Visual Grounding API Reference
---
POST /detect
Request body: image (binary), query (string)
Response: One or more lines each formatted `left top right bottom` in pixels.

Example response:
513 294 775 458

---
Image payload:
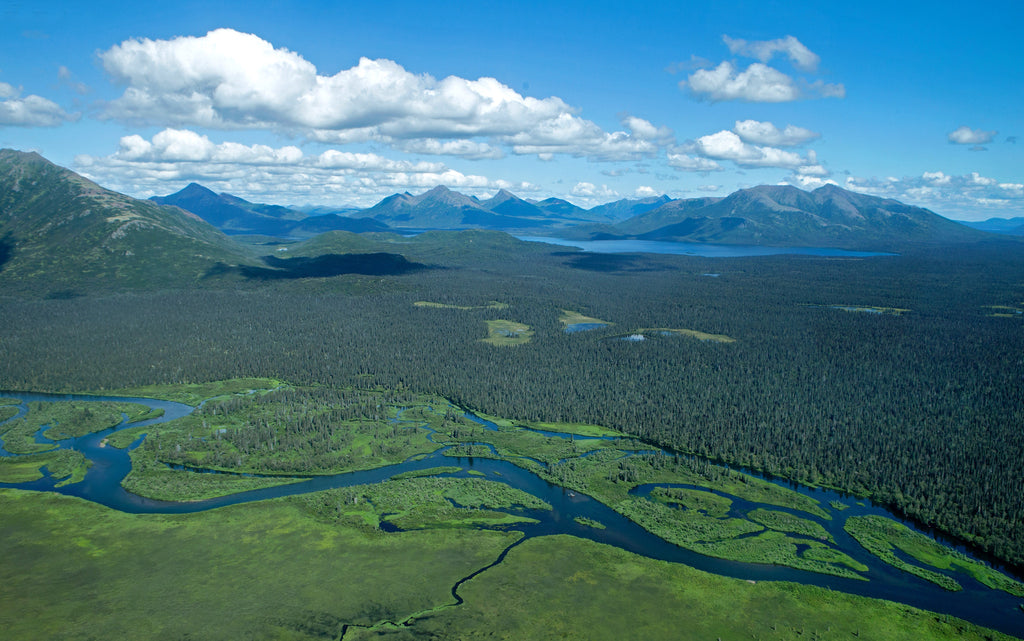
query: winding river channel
1 390 1022 638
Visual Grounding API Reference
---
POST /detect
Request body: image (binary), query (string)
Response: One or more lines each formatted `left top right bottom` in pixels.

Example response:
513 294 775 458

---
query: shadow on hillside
207 252 432 281
560 252 671 273
0 234 12 272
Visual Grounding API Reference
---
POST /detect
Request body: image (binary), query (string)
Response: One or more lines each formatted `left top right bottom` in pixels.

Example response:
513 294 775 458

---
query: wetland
3 239 1024 640
2 382 1023 639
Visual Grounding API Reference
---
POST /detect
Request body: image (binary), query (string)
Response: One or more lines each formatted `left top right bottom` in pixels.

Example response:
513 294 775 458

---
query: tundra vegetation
10 382 1023 597
0 484 1015 641
3 235 1024 639
0 400 155 453
845 515 1024 596
559 308 612 329
481 319 534 345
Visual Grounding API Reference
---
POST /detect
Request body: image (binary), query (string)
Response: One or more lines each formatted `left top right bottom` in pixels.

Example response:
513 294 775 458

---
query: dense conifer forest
1 236 1022 568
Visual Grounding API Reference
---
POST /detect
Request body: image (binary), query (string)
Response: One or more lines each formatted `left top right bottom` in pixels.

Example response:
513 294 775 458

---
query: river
0 390 1021 638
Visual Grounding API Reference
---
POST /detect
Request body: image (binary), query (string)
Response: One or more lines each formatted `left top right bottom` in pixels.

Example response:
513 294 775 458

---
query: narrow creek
1 390 1022 638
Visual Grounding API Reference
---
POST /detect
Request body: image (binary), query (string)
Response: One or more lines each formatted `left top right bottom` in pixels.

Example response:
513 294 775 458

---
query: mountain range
154 179 991 251
357 185 643 229
151 183 389 237
962 217 1024 236
0 148 1010 293
567 184 987 249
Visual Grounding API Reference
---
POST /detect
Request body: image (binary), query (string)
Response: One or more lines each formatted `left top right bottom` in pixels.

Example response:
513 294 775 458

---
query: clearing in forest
807 304 909 316
414 301 509 310
559 309 612 332
482 320 533 346
612 328 735 343
985 304 1023 318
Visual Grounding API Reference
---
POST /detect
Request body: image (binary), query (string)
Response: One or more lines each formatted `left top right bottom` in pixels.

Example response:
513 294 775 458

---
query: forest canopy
1 238 1022 568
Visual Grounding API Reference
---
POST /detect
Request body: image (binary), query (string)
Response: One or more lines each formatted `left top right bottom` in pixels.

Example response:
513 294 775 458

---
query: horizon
139 173 1013 224
5 145 1018 225
1 1 1021 221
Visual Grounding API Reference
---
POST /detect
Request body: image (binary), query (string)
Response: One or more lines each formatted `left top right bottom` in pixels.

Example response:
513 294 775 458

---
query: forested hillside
1 235 1022 569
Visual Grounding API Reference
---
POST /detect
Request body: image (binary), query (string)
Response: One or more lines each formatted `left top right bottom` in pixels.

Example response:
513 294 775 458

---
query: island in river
1 379 1022 641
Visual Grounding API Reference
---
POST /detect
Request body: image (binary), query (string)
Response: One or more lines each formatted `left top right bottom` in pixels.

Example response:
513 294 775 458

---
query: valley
1 150 1023 639
2 382 1023 639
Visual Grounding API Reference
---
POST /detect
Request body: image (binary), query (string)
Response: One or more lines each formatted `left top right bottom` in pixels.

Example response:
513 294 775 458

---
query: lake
516 236 897 258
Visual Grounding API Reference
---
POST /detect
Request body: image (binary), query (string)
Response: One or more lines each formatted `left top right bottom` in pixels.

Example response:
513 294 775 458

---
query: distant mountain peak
606 183 987 250
416 185 478 207
812 183 845 194
481 188 522 208
173 182 219 198
151 181 381 236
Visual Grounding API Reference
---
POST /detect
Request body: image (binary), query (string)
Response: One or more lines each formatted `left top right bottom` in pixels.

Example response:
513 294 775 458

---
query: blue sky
1 0 1021 220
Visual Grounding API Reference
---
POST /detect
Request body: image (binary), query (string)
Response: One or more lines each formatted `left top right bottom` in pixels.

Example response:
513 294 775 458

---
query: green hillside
0 149 250 294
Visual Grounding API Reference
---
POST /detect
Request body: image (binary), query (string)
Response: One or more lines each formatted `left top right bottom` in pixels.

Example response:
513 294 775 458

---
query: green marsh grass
846 515 1024 596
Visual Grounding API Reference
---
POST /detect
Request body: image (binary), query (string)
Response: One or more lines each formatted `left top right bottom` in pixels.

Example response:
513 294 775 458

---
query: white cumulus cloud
395 138 503 160
622 115 675 144
314 149 443 173
504 112 660 161
692 130 808 168
114 128 303 164
923 171 951 185
0 82 78 127
795 163 829 177
667 152 723 172
948 126 997 145
685 61 799 103
74 129 535 206
722 35 820 72
682 35 844 103
839 170 1024 220
734 120 819 146
571 182 619 199
97 28 671 162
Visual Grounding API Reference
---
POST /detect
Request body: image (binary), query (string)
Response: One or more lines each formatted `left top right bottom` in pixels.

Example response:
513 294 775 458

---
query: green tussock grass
559 309 612 327
0 488 518 641
481 320 534 346
349 535 1014 641
749 508 835 542
390 466 463 480
846 515 1024 596
647 327 736 343
574 516 606 529
414 300 508 310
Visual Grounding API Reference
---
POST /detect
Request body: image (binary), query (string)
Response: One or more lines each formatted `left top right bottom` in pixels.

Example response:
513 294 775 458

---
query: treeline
1 241 1022 567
